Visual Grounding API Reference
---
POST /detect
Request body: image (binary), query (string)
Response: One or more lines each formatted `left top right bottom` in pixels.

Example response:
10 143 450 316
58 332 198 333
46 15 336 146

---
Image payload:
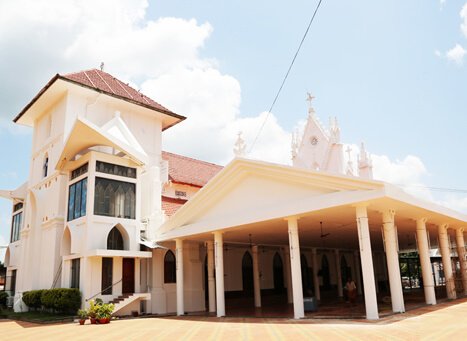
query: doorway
122 258 135 294
273 252 284 293
242 252 254 296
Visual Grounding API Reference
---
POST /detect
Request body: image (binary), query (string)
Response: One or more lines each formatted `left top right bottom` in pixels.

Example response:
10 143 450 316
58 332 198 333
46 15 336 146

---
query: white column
353 251 362 295
455 228 467 295
416 218 436 305
356 205 379 320
283 247 293 304
311 248 321 300
439 224 456 299
252 245 262 307
206 240 216 313
335 249 343 297
214 231 225 317
286 216 305 319
382 210 405 313
176 239 184 316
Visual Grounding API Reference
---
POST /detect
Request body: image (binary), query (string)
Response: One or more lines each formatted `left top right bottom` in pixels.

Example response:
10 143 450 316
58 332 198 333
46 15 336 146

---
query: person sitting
345 278 357 304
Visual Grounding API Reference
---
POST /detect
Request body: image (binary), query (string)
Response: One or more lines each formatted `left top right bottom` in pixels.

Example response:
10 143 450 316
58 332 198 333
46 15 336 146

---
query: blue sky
1 0 467 254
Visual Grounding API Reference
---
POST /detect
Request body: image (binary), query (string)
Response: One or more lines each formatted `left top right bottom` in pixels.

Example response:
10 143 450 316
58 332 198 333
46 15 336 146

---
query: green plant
88 299 99 318
77 308 88 320
96 303 114 319
22 290 44 310
0 291 8 307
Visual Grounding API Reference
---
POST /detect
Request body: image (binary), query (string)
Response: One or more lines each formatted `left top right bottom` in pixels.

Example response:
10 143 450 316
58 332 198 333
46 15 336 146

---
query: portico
157 158 467 319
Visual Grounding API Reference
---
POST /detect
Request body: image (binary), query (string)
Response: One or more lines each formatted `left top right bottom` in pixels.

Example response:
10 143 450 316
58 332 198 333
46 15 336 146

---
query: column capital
439 223 449 231
416 217 427 224
284 215 300 222
382 209 396 222
458 227 465 233
355 205 368 219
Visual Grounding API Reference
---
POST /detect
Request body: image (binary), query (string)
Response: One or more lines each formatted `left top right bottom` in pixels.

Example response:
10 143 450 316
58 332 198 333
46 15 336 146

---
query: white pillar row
286 216 305 319
416 218 436 305
382 210 405 313
252 245 262 308
311 248 321 300
214 231 226 317
175 239 184 316
353 251 363 295
438 224 456 299
283 247 293 304
455 228 467 296
356 205 379 320
334 249 343 297
206 240 216 313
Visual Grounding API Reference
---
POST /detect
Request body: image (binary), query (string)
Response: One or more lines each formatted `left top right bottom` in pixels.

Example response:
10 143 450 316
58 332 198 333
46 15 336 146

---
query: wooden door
122 258 135 294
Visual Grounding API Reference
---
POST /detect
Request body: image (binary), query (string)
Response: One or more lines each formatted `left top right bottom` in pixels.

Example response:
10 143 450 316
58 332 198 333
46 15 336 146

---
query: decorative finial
100 62 104 71
345 145 354 176
291 130 299 160
358 141 373 179
234 131 247 157
306 92 315 115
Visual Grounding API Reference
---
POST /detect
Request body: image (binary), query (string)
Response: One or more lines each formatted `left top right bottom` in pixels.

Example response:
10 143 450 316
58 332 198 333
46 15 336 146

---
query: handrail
85 278 122 302
51 262 63 289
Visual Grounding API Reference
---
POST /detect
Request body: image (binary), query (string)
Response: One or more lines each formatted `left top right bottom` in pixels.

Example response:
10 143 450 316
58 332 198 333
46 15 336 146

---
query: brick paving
1 298 467 340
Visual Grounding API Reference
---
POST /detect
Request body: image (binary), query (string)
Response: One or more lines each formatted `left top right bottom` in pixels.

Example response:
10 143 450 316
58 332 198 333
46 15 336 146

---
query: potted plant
96 303 114 324
88 300 99 324
77 309 88 325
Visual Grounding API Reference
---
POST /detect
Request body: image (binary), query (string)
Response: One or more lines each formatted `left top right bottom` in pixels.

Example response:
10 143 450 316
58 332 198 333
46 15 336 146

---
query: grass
0 308 75 323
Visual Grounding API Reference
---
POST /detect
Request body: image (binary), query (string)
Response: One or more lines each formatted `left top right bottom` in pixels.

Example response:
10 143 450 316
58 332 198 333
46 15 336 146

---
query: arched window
107 226 124 250
164 250 176 283
242 252 253 295
43 154 49 178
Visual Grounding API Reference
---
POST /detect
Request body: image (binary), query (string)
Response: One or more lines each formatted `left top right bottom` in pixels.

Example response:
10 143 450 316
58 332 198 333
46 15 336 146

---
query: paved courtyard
1 298 467 340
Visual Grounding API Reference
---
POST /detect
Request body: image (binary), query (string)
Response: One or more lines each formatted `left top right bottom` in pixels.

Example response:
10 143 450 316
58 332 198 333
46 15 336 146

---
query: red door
122 258 135 294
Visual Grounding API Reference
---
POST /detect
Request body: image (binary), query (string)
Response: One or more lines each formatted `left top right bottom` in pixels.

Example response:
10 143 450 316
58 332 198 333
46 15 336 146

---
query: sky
1 0 467 259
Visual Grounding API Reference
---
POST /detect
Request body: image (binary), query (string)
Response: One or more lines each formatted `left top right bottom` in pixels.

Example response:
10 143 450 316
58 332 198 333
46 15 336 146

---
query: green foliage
22 288 81 313
22 290 45 310
0 291 8 306
77 308 88 319
88 299 99 318
96 303 114 319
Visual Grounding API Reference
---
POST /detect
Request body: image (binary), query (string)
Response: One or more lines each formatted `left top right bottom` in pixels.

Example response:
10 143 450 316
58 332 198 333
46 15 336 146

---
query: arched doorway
321 255 331 289
107 226 124 250
301 254 313 296
341 255 350 284
242 252 254 296
273 252 284 293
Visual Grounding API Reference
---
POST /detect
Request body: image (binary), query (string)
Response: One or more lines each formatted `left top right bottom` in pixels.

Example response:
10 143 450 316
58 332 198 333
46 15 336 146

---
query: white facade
2 71 467 320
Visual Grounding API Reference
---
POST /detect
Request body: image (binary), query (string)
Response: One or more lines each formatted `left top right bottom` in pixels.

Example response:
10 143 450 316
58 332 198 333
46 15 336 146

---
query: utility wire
249 0 324 153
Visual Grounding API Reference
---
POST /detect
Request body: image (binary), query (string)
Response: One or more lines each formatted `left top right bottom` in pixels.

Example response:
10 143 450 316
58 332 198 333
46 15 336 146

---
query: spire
329 116 340 143
358 141 373 179
306 92 315 116
291 130 299 160
233 131 246 157
345 145 354 176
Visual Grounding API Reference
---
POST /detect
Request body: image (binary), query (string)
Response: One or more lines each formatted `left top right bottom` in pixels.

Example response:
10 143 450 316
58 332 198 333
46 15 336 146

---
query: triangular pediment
56 117 148 170
158 158 384 239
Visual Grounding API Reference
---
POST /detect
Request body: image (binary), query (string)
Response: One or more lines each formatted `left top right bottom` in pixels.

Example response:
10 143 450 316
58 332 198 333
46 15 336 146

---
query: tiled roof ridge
162 151 222 168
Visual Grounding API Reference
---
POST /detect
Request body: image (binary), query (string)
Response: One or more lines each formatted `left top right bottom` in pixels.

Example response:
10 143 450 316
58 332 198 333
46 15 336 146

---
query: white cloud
461 3 467 37
446 43 467 64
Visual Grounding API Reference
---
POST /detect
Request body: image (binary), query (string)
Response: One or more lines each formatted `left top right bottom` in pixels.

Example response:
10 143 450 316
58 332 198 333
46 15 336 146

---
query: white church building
2 69 467 320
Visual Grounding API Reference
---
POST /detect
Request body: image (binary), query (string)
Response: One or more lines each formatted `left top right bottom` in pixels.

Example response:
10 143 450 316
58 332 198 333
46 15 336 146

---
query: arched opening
61 227 72 256
321 254 331 290
164 250 176 283
341 255 350 284
106 225 126 250
301 254 313 296
273 252 284 293
242 251 254 296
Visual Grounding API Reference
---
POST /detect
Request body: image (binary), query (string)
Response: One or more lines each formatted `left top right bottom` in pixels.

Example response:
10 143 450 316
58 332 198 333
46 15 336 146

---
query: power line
395 183 467 194
249 0 324 153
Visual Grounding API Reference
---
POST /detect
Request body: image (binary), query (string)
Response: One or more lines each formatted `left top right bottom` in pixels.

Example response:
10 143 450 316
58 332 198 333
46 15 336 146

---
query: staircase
110 293 151 315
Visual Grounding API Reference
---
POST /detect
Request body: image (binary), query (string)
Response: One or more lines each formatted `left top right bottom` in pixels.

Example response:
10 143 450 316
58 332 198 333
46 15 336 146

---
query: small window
67 178 87 221
43 155 49 178
70 258 80 289
164 250 176 283
96 161 136 178
70 163 88 180
101 258 113 295
10 212 23 243
13 202 23 212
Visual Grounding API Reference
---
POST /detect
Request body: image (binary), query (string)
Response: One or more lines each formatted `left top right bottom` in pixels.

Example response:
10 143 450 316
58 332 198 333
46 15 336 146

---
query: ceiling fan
320 221 330 238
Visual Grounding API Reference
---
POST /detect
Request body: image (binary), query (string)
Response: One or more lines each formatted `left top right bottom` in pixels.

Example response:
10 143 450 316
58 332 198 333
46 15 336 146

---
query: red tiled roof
162 196 187 217
13 69 185 125
62 69 176 115
162 151 223 187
